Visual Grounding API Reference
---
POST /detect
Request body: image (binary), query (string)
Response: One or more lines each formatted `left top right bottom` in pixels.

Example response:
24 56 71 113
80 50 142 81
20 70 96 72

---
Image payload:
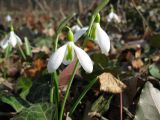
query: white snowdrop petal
5 15 12 22
96 23 110 55
15 35 22 45
47 44 67 73
73 44 93 73
74 27 88 42
9 32 17 47
71 25 81 32
107 12 120 23
107 12 114 22
113 13 120 23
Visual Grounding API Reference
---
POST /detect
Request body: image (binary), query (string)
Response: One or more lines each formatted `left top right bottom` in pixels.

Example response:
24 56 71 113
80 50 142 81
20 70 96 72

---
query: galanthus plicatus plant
47 0 110 120
47 28 93 73
0 24 27 59
0 26 22 49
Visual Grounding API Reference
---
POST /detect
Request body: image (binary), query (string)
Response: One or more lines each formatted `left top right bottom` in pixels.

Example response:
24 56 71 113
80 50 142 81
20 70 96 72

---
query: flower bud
67 29 74 42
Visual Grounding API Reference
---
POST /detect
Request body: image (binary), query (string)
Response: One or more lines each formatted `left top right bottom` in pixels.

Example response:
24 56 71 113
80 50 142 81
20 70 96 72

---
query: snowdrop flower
74 27 88 41
73 14 110 56
107 11 121 23
47 29 93 73
0 27 22 49
5 15 12 22
71 25 81 32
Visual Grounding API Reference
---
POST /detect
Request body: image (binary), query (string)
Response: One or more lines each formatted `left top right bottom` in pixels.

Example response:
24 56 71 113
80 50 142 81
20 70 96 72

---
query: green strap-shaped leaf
134 82 160 120
24 37 32 57
57 13 76 34
93 0 109 16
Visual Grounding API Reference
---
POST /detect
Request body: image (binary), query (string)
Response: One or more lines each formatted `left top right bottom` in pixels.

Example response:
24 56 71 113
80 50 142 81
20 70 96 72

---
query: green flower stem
50 34 60 120
69 77 98 116
54 34 59 51
18 45 26 60
59 60 79 120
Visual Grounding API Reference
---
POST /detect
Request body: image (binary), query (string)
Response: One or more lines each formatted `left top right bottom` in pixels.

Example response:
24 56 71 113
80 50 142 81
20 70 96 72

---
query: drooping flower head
107 5 121 23
47 27 93 73
0 25 22 49
94 13 110 55
5 15 12 22
73 14 110 56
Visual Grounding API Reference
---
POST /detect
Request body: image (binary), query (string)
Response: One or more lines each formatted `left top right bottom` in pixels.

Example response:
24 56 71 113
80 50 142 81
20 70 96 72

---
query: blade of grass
57 13 76 34
59 60 79 120
24 37 32 57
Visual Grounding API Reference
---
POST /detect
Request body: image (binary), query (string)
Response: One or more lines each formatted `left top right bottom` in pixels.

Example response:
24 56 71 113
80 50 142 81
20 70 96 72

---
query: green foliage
27 75 50 102
0 92 25 112
134 82 160 120
57 13 76 34
33 36 53 48
16 77 33 100
11 103 55 120
149 63 160 79
69 78 97 115
91 95 113 114
149 34 160 48
24 37 32 57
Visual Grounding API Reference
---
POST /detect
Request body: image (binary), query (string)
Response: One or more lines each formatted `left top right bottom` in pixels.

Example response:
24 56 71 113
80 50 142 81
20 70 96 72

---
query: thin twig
0 112 17 117
120 93 123 120
88 112 109 120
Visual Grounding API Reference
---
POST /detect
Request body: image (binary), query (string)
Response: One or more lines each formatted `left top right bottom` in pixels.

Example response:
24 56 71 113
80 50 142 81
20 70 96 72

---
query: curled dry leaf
132 59 144 69
98 73 126 93
25 59 46 77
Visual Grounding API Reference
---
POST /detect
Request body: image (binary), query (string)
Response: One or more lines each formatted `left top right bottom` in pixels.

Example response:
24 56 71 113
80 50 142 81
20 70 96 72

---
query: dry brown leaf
25 59 46 77
59 59 78 91
132 59 144 69
98 73 126 93
32 46 50 54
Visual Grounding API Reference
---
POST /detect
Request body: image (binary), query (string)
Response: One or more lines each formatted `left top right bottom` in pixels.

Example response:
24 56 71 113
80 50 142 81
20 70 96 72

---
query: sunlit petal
96 23 110 55
15 35 22 45
71 25 81 32
9 32 17 47
73 44 93 73
47 44 67 73
107 12 120 23
74 27 88 42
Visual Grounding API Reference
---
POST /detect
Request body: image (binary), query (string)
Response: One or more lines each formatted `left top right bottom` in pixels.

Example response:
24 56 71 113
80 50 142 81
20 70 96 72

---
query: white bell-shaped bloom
71 25 81 32
95 23 110 55
72 24 110 56
5 15 12 22
47 41 93 73
107 12 121 23
0 31 22 49
74 27 88 42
